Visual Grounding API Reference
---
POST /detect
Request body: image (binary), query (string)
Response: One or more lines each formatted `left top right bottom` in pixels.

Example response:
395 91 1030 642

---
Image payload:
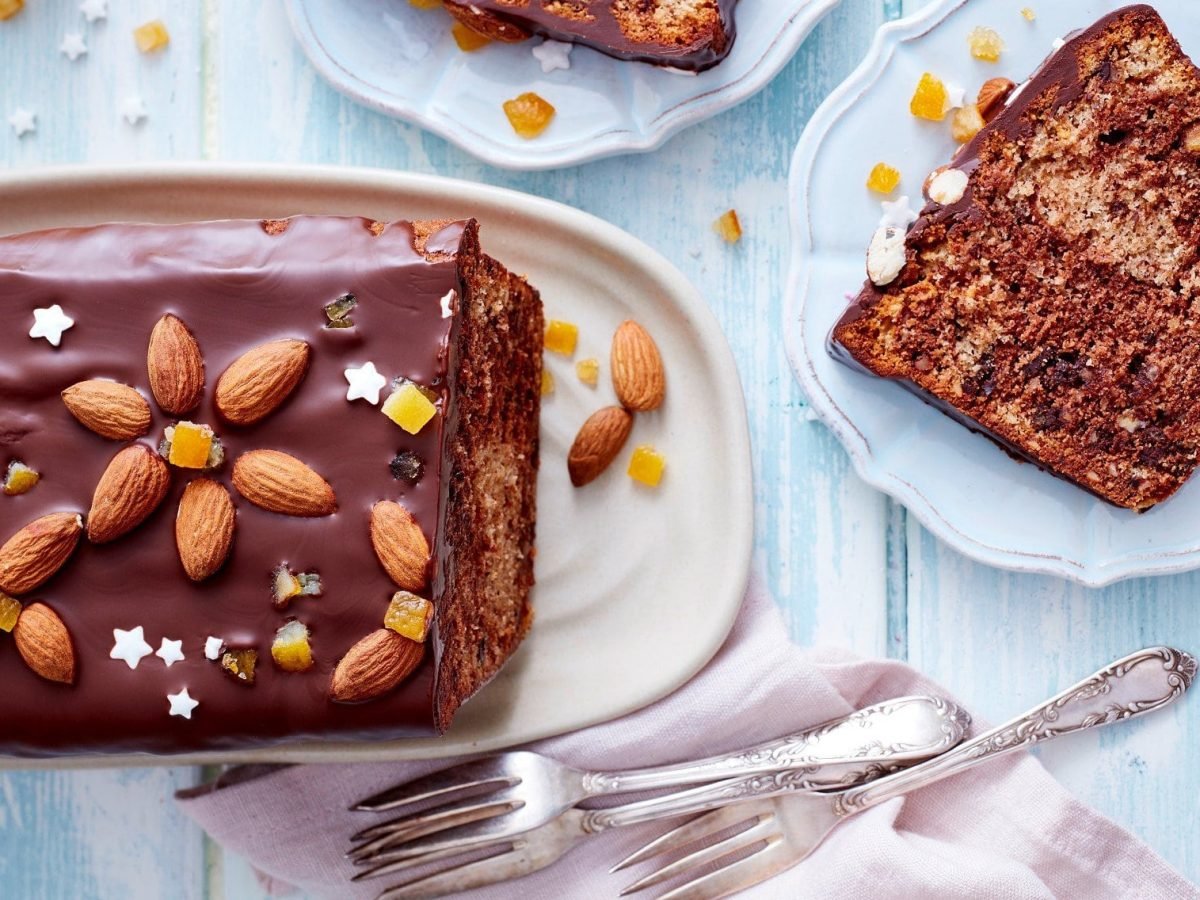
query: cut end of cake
834 5 1200 510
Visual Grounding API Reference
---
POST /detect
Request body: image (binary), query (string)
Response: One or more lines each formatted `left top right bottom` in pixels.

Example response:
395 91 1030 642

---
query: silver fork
615 646 1197 900
348 695 969 865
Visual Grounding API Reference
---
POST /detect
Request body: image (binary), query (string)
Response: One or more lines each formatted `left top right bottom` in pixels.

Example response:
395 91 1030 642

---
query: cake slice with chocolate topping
833 5 1200 510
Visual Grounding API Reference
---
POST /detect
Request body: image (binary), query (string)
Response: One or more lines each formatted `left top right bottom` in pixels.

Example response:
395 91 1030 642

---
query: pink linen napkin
177 580 1197 899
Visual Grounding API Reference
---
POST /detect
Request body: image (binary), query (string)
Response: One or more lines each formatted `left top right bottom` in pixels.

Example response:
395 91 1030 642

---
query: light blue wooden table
1 1 1196 896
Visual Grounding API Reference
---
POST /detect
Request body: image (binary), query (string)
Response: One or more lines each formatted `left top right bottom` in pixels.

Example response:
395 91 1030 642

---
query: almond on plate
147 314 206 415
232 449 336 517
14 602 76 684
567 406 634 487
0 512 84 595
176 478 236 581
61 380 152 441
611 320 666 412
330 629 425 703
87 444 171 543
214 339 310 425
370 500 430 591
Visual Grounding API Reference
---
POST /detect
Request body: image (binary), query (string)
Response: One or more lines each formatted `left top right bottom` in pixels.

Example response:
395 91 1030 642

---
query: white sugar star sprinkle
121 96 148 126
344 361 388 405
204 636 224 660
29 305 75 347
156 637 185 667
110 626 154 669
8 108 36 138
945 81 966 110
80 0 108 22
879 196 919 230
440 290 455 319
532 39 572 73
167 688 199 720
60 33 88 62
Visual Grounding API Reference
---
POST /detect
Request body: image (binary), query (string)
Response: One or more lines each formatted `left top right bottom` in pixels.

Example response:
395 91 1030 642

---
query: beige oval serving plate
0 164 752 768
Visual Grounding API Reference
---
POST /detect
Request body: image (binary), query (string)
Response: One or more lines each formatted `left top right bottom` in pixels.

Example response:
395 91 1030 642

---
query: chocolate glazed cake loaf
0 215 542 756
445 0 737 71
834 5 1200 510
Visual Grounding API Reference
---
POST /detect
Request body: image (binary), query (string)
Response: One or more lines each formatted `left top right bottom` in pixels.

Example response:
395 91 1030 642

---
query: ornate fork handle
835 647 1197 816
581 695 970 796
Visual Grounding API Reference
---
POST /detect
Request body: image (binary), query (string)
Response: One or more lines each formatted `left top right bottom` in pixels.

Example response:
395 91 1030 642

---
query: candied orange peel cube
0 0 23 21
504 92 556 139
382 382 438 435
968 26 1004 62
0 593 21 633
410 0 441 7
1020 7 1036 22
544 320 579 356
133 20 170 53
166 422 217 469
272 564 322 608
384 591 435 642
867 163 902 195
4 461 39 496
714 210 743 244
541 369 555 396
452 21 490 52
910 73 949 121
221 648 258 685
576 358 599 387
271 621 314 673
628 445 665 487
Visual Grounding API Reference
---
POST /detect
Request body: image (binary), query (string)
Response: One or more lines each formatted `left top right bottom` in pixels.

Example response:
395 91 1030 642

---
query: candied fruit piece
0 0 22 21
866 163 901 195
544 320 579 356
133 19 170 53
452 21 490 52
220 648 258 685
576 358 599 387
272 564 322 608
4 461 39 496
714 210 743 243
164 422 221 469
410 0 441 7
271 620 314 672
383 382 438 435
968 26 1004 62
541 369 555 396
0 593 21 632
390 450 425 483
910 73 949 121
504 92 555 139
1020 7 1036 22
384 591 435 642
324 293 357 329
951 105 985 143
628 445 665 487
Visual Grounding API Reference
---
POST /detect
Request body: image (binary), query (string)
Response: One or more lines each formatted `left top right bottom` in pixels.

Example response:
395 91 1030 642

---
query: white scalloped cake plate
285 0 840 170
0 164 752 768
786 0 1200 587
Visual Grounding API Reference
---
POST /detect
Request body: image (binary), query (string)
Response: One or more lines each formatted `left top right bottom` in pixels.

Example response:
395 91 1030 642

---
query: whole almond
0 512 84 595
148 314 206 415
232 449 337 517
568 406 634 487
215 339 311 425
14 602 75 684
176 479 236 581
370 500 430 591
611 320 666 412
977 77 1016 123
62 381 152 441
330 629 425 703
87 444 171 543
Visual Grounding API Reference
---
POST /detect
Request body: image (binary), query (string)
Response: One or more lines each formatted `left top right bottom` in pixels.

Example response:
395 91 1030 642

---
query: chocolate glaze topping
0 216 466 757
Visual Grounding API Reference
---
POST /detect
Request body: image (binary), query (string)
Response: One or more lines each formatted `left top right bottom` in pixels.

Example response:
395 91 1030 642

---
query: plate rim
783 0 1200 588
283 0 842 171
0 161 753 767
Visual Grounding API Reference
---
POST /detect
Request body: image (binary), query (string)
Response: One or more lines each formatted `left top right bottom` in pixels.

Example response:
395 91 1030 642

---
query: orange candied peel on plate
409 0 442 8
576 358 599 386
544 320 579 356
714 210 743 243
968 26 1004 62
452 22 490 52
866 163 901 195
133 19 170 53
0 0 23 21
628 444 666 487
504 93 556 139
910 73 949 121
541 369 555 396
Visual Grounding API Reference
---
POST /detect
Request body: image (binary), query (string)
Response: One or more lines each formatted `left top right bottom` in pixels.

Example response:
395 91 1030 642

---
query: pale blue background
0 0 1195 896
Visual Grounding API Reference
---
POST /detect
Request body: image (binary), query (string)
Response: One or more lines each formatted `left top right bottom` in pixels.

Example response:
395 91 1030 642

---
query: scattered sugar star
80 0 108 23
945 81 966 110
29 304 75 347
8 108 36 138
532 39 572 73
156 637 185 667
345 361 388 405
110 626 154 669
121 95 148 126
879 196 919 229
167 688 199 720
60 33 88 61
204 636 224 660
440 290 455 319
